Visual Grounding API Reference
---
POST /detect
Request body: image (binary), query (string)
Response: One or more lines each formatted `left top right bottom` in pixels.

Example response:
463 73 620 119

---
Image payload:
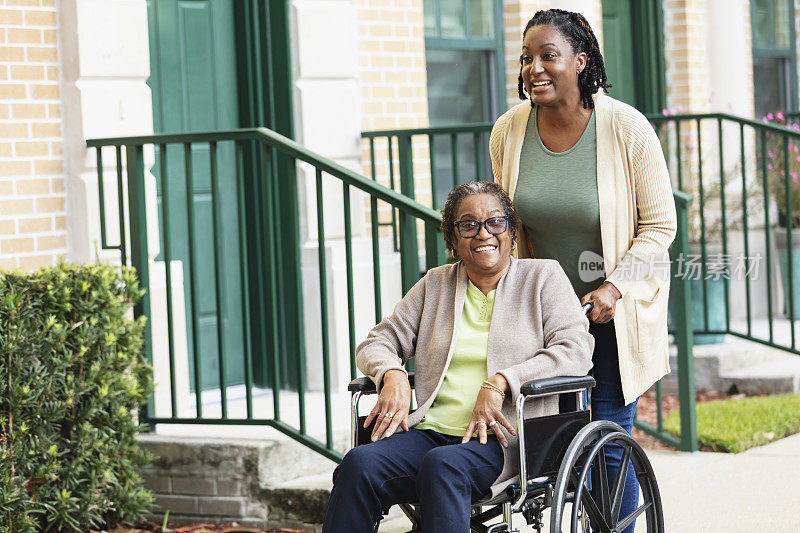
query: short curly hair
440 182 520 256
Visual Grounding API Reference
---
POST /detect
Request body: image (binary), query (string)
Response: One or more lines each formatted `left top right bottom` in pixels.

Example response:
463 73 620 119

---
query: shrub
0 262 154 532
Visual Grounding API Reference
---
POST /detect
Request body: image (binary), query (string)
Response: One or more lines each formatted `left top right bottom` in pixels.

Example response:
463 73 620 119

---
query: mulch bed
98 523 304 533
633 388 746 450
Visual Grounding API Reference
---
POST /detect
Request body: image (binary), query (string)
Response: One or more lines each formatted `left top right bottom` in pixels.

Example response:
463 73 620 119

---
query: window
751 0 798 117
424 0 504 125
423 1 504 203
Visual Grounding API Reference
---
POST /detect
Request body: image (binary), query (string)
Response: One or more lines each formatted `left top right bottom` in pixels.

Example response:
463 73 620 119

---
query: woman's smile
474 244 497 253
455 194 512 280
521 25 585 108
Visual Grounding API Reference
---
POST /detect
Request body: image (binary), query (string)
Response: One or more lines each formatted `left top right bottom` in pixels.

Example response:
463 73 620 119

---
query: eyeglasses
453 216 509 238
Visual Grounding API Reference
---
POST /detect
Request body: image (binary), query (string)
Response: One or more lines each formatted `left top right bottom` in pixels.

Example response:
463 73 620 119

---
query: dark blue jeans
590 320 639 533
322 428 503 532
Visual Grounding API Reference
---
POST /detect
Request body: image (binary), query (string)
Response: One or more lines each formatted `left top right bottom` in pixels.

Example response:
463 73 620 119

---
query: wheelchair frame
348 374 664 533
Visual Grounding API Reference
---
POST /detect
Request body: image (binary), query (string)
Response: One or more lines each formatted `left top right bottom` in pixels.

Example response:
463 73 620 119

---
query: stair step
668 334 800 394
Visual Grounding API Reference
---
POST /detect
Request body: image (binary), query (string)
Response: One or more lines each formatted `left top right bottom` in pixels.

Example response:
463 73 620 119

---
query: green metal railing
87 128 445 462
650 112 800 354
362 123 494 212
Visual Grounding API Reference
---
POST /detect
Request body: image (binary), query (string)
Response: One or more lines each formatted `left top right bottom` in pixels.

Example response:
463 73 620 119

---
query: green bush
0 262 154 532
665 393 800 453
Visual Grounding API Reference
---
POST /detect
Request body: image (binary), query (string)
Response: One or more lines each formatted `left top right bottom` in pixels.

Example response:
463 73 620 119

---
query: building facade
2 0 798 398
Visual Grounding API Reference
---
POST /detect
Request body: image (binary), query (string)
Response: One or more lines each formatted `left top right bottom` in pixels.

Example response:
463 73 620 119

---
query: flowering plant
762 111 800 228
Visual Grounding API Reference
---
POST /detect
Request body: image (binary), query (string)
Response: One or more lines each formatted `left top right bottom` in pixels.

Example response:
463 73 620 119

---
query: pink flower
767 112 775 120
793 123 800 131
661 109 669 116
763 117 770 123
796 156 800 163
777 112 786 121
768 163 774 170
792 171 798 183
769 150 775 158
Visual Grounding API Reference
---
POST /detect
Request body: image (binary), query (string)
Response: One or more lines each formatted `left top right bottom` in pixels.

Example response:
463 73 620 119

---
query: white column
59 0 190 418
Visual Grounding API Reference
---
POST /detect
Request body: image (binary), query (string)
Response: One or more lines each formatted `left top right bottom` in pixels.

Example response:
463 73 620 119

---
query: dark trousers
322 428 503 532
590 320 640 533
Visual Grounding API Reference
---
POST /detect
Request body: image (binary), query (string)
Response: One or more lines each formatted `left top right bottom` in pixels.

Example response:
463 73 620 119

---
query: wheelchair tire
550 420 664 533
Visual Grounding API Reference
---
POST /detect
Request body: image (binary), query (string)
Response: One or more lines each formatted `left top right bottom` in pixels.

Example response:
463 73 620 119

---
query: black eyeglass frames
453 216 510 238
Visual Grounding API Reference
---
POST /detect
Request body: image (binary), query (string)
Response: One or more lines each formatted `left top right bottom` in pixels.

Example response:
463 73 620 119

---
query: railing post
424 221 446 271
671 191 697 452
398 134 419 293
126 143 154 422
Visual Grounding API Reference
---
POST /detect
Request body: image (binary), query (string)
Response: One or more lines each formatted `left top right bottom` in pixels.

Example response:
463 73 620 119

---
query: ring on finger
384 412 394 418
488 421 497 428
476 420 486 426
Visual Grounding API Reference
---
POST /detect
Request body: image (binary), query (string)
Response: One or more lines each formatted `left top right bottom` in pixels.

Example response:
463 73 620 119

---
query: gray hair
440 182 520 256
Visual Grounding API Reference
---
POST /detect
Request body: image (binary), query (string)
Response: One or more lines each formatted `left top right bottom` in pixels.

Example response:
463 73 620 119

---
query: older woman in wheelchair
323 182 663 533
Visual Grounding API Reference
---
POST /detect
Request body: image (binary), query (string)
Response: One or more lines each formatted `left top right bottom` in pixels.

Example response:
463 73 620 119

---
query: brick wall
665 0 709 113
357 0 432 222
139 435 337 532
0 0 66 271
357 0 428 133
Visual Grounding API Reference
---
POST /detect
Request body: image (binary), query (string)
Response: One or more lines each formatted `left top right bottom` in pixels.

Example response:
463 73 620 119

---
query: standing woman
490 9 676 532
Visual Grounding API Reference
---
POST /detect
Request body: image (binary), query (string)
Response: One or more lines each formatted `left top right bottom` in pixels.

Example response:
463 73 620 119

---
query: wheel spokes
610 445 632 524
592 444 611 521
579 482 610 531
616 501 652 531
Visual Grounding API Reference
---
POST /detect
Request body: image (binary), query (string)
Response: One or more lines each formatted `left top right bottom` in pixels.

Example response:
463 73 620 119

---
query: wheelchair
348 373 664 532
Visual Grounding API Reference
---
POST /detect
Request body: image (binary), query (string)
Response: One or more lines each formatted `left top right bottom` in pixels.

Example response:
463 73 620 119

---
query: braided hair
517 9 611 109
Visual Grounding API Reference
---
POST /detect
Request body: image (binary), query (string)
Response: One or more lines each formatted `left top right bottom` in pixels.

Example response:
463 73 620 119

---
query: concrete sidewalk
650 433 800 532
378 434 800 532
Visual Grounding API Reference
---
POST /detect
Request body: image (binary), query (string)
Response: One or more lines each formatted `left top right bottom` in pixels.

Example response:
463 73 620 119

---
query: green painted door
147 0 245 391
602 0 667 114
602 0 637 107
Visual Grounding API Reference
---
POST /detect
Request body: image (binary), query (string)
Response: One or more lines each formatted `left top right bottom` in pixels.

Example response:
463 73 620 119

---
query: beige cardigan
356 258 594 497
490 93 676 404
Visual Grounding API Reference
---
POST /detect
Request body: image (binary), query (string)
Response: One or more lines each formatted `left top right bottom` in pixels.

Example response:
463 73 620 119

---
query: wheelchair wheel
550 420 664 532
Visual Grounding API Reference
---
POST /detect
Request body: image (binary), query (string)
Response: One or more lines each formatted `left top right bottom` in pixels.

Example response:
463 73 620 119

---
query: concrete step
138 430 343 531
669 333 800 395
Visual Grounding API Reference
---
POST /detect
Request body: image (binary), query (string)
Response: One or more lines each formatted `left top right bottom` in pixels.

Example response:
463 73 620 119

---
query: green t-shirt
513 107 604 298
416 280 495 437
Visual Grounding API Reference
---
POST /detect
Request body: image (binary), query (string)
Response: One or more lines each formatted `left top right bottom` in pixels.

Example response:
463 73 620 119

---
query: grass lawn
664 393 800 453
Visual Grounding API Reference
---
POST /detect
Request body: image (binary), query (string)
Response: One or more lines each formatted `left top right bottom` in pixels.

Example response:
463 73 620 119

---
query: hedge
0 262 154 532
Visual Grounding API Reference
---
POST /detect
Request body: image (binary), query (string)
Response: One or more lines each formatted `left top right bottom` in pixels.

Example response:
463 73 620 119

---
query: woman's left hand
462 374 516 448
580 281 622 323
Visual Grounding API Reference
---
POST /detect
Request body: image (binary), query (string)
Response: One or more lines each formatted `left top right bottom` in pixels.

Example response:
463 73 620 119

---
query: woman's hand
462 374 516 448
364 369 411 441
580 281 622 323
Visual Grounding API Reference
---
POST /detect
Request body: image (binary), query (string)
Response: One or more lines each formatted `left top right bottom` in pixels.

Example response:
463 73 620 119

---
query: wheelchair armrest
520 375 595 397
348 372 415 393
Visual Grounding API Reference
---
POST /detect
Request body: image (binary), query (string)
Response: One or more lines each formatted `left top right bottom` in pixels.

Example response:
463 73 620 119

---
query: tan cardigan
356 258 594 497
490 93 676 404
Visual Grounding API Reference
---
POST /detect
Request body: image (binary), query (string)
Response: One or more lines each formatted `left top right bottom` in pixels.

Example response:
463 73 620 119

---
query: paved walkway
378 434 800 532
650 433 800 532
